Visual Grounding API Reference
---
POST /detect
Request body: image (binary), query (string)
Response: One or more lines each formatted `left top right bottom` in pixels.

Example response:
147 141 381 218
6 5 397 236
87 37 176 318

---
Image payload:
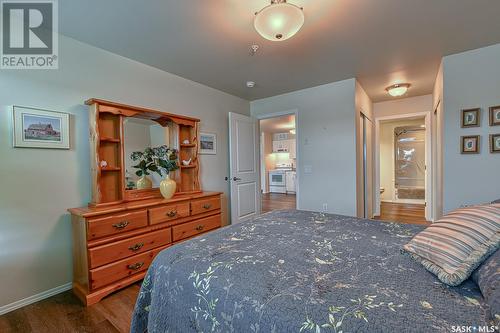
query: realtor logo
1 0 58 69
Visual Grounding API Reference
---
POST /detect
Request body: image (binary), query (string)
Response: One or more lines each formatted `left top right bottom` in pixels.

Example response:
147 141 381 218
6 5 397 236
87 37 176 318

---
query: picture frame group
460 106 499 154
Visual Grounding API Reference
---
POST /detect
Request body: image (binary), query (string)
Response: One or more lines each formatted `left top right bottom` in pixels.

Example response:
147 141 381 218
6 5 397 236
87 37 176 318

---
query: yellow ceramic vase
160 174 176 199
136 176 152 189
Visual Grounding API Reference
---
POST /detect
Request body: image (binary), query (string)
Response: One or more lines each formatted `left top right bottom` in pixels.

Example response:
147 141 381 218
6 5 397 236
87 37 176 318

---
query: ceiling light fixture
246 81 256 88
385 83 411 97
254 0 304 42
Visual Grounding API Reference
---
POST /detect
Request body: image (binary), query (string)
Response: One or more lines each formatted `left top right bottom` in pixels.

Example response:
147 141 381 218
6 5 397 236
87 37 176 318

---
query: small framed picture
461 108 481 128
489 106 500 126
461 135 480 154
490 134 500 153
12 106 70 149
199 132 217 155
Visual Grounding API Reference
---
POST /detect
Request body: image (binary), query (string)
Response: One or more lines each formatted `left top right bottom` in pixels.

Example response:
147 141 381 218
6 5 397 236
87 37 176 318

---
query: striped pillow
403 203 500 286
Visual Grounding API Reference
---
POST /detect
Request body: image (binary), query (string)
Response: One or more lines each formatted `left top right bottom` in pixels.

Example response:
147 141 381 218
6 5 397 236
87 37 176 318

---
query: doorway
374 112 433 224
258 113 297 213
393 125 425 204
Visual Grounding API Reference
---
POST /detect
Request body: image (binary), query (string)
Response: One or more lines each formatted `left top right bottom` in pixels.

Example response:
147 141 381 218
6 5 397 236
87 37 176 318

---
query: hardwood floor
373 201 430 226
0 283 141 333
261 193 296 213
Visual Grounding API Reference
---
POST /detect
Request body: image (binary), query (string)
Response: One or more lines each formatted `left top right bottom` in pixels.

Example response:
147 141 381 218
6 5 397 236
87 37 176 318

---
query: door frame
374 111 434 221
255 109 300 211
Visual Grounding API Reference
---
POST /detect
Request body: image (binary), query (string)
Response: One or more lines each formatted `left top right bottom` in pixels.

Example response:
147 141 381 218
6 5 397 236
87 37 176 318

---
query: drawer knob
202 203 212 209
127 262 144 271
128 243 144 252
195 225 204 231
166 210 177 218
112 221 129 230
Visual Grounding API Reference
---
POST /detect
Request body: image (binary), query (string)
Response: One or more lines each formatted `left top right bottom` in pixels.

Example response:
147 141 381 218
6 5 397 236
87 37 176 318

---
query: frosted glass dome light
386 83 411 97
254 0 304 42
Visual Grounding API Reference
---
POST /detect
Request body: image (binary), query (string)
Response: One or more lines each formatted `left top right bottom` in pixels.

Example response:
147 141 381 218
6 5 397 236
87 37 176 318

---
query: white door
229 112 260 224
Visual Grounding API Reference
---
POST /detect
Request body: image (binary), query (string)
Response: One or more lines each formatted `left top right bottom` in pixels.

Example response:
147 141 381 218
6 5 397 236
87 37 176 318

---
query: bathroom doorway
393 125 426 204
374 112 433 224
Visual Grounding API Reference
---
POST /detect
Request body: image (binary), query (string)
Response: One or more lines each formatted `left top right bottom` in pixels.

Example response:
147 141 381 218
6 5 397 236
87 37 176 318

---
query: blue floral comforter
131 210 492 333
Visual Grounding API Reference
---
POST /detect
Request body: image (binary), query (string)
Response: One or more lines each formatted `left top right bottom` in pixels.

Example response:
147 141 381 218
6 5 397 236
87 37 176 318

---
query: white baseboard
0 282 72 316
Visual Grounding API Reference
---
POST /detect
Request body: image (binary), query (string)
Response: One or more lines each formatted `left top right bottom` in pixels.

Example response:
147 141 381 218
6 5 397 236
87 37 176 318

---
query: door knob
233 177 242 181
224 177 229 181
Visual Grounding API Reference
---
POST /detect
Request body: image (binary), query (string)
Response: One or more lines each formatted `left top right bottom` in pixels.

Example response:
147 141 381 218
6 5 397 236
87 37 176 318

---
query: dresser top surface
68 191 222 218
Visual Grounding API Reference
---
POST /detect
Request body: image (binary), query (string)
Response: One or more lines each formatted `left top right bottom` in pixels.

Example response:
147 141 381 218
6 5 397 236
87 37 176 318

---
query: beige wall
379 118 425 202
374 95 433 118
0 35 249 312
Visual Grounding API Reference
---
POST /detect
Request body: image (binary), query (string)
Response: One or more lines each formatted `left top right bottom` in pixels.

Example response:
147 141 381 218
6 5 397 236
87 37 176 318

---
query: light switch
304 165 312 174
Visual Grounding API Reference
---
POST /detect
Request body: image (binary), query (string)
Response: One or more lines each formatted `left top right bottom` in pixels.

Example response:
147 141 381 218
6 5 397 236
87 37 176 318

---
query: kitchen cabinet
272 139 296 155
285 171 296 193
273 140 289 153
273 133 289 141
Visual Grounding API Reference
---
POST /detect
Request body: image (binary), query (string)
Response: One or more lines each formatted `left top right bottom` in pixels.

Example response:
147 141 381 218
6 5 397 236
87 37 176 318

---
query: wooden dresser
69 99 224 305
68 192 222 305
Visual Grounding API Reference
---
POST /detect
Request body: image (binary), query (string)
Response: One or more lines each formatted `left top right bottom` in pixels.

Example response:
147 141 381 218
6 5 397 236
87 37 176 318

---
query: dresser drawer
89 246 167 290
172 214 221 241
87 210 148 240
88 228 172 268
149 202 190 225
191 196 220 215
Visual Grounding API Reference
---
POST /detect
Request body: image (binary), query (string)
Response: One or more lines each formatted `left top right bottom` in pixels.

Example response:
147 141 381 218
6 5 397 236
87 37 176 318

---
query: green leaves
300 294 401 332
464 296 480 306
189 264 221 332
420 301 433 309
130 145 179 177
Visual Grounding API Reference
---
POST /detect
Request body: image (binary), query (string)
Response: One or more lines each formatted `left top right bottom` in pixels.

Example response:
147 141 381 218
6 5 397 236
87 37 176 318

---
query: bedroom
0 0 499 332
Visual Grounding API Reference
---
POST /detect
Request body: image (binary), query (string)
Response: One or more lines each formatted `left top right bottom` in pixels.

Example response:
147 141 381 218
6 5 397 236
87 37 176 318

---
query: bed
131 210 492 332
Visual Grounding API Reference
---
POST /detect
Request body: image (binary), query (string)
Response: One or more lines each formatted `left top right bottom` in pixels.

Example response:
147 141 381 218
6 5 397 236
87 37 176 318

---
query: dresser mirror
86 99 200 205
123 117 173 190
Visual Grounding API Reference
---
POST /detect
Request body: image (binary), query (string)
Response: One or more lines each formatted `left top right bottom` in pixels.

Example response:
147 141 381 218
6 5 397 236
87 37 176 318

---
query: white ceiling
59 0 500 102
260 115 296 134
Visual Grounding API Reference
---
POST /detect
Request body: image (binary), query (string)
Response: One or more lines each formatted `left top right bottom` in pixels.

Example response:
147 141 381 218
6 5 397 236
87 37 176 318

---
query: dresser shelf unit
69 99 222 306
86 98 202 207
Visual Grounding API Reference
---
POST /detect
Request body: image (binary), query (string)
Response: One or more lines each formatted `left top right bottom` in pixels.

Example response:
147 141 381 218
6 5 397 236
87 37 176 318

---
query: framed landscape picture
490 134 500 153
199 132 217 155
461 135 480 154
489 106 500 126
461 108 481 128
12 106 70 149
